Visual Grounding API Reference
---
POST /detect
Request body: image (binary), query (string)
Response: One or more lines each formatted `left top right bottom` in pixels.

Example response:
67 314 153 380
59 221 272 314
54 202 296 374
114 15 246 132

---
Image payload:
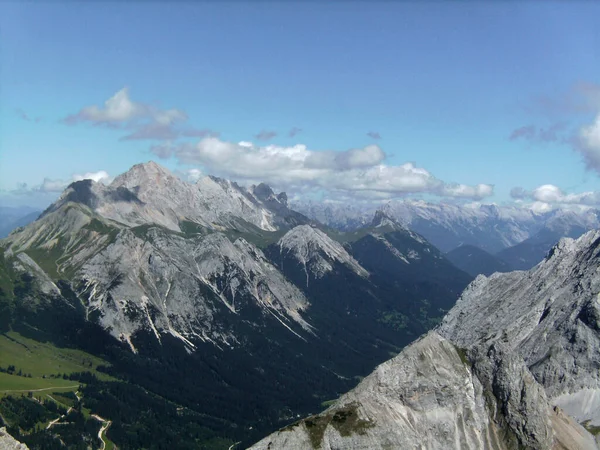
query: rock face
0 428 28 450
251 231 600 449
440 230 600 426
77 228 312 351
278 225 368 283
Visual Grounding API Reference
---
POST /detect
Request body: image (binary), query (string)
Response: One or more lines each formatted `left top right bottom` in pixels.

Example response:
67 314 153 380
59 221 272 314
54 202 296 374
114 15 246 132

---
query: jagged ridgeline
251 231 600 450
0 162 471 449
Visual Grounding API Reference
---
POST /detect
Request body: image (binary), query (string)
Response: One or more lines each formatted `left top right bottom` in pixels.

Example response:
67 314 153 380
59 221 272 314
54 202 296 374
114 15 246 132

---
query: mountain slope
446 244 512 276
349 212 472 313
251 230 600 449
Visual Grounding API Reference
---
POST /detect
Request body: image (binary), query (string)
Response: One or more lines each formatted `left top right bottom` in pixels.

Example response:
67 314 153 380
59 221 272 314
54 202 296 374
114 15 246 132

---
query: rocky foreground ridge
250 230 600 449
0 428 28 450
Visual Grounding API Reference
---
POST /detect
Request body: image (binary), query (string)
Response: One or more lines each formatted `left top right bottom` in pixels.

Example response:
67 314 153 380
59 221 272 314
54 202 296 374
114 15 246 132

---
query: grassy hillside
0 331 113 382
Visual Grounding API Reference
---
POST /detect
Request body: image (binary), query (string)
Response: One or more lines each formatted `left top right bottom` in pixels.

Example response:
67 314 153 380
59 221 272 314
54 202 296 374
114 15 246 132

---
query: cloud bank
151 137 493 201
510 183 600 212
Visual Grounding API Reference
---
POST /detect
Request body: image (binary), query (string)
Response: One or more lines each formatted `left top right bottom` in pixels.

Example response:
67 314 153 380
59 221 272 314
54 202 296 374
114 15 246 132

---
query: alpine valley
0 162 472 449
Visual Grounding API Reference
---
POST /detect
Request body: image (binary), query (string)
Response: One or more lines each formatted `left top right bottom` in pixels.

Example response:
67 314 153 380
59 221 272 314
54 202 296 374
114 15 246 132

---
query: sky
1 2 599 211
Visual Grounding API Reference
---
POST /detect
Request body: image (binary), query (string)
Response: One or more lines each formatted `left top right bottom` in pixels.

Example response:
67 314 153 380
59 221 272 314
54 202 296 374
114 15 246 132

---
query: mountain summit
44 161 309 233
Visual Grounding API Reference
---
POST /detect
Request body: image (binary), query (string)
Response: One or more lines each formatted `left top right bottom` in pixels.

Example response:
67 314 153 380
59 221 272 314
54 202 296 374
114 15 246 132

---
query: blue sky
1 2 599 209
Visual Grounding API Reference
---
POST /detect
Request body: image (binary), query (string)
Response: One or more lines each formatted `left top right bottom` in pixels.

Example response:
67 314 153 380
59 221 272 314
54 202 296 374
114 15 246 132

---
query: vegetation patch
0 331 113 383
296 403 374 448
329 403 375 437
0 372 77 395
582 420 600 436
320 399 337 409
131 223 184 240
179 220 212 237
0 394 104 449
453 345 470 367
378 310 409 330
303 415 330 449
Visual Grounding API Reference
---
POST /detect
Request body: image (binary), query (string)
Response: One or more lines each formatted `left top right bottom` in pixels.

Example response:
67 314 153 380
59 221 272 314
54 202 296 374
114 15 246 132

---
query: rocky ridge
251 230 600 449
0 428 28 450
44 161 308 233
278 225 368 283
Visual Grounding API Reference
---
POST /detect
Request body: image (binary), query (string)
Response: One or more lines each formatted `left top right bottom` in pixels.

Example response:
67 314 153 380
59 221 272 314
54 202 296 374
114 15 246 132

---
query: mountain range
0 162 472 448
294 200 600 274
2 161 600 449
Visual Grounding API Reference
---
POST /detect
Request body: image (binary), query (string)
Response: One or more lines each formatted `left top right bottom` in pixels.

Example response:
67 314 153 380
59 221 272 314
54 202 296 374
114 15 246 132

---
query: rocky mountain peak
370 208 403 230
40 178 108 218
110 160 177 192
33 162 312 233
251 183 289 208
252 182 275 200
278 225 368 282
439 229 600 426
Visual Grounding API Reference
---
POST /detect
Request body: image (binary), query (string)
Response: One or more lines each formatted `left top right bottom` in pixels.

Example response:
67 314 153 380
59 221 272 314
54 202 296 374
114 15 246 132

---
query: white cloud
11 171 112 195
439 183 494 199
511 183 600 210
186 168 203 182
65 88 147 124
63 88 209 141
531 184 563 203
530 201 553 214
37 178 70 193
153 136 493 201
73 170 112 184
575 113 600 172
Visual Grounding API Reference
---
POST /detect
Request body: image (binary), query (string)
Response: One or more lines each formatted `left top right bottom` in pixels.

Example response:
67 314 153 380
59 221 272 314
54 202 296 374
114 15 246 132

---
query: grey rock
44 162 306 233
76 227 312 351
0 428 28 450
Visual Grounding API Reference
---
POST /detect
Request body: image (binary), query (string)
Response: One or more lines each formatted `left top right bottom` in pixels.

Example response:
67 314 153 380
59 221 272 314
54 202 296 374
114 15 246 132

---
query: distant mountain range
294 199 600 273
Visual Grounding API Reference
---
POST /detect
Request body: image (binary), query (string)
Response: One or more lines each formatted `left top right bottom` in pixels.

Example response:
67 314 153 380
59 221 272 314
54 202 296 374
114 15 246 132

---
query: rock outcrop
0 428 28 450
